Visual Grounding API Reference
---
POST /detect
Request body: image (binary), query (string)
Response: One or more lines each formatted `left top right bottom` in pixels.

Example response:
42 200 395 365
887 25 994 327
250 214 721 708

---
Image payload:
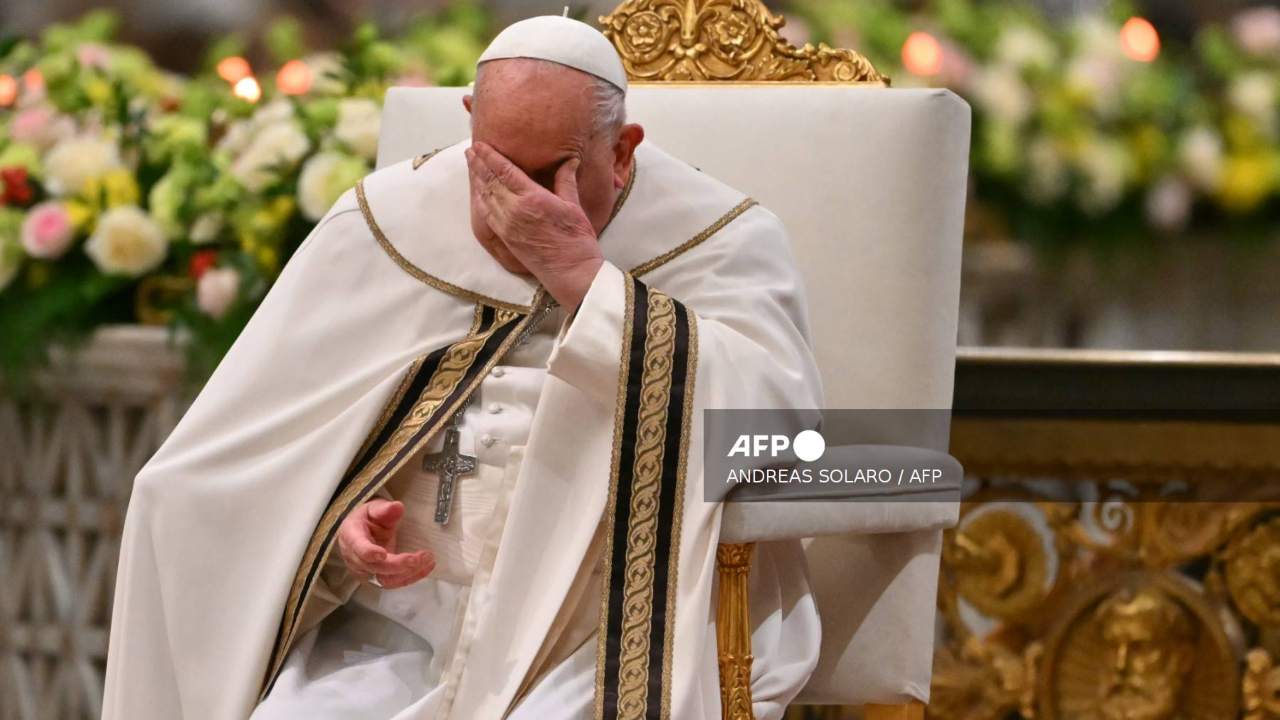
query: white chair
375 6 970 716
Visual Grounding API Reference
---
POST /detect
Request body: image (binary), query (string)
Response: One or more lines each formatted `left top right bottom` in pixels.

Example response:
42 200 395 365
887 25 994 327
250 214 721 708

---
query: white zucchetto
476 15 628 93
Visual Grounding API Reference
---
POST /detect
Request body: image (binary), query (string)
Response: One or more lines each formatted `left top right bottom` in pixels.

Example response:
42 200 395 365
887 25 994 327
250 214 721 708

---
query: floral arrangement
792 0 1280 251
0 6 490 386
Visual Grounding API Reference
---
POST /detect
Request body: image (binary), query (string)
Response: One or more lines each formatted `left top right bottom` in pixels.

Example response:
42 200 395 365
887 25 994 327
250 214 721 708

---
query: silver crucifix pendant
422 414 476 526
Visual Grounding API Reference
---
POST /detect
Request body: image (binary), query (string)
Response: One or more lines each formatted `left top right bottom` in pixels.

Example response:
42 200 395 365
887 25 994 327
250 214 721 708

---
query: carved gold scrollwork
717 542 754 720
947 505 1054 620
930 637 1040 720
599 0 888 84
1224 517 1280 628
1244 648 1280 720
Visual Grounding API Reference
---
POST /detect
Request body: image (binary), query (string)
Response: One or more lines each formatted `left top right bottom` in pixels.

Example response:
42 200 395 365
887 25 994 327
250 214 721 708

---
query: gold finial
599 0 888 85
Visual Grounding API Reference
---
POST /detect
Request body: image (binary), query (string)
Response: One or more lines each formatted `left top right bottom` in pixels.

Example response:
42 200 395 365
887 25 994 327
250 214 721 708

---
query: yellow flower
102 169 140 208
1217 154 1274 213
268 196 296 222
256 245 280 274
83 77 113 106
64 200 95 231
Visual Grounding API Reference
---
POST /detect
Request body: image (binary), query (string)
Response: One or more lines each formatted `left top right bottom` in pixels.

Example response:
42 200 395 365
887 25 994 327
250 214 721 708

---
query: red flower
189 249 218 279
0 167 33 206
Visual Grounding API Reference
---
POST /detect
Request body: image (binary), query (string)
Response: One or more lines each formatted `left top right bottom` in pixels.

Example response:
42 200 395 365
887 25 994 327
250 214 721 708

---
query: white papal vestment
104 140 825 719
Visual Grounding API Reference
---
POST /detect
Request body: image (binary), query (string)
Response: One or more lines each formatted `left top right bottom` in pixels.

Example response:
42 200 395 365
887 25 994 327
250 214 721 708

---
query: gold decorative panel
599 0 888 84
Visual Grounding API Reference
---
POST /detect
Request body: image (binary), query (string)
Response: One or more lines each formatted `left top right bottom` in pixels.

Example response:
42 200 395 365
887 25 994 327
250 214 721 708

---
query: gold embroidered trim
662 310 696 716
603 159 638 233
615 289 680 717
412 149 440 170
595 274 637 719
356 180 534 314
264 298 543 692
630 198 759 278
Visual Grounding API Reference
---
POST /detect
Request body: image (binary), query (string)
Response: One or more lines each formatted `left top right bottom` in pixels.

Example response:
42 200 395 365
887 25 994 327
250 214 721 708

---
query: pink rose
76 43 112 70
1233 7 1280 57
9 106 73 150
21 202 74 259
197 267 241 319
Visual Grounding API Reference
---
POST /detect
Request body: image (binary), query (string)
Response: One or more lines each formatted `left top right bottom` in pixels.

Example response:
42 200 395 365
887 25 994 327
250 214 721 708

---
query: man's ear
462 95 473 114
613 123 645 188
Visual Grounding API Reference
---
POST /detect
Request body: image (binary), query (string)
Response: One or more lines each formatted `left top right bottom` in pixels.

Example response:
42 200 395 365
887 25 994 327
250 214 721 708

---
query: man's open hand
336 499 434 589
466 141 604 310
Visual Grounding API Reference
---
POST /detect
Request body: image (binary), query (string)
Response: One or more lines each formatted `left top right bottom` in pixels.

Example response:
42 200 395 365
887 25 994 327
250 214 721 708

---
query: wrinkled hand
336 499 434 589
466 142 603 310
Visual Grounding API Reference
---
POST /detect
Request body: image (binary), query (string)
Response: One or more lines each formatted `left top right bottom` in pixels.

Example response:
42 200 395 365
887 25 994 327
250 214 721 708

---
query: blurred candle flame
233 76 262 103
1121 17 1161 63
217 56 252 84
23 68 44 95
903 31 944 77
0 74 16 106
276 59 312 95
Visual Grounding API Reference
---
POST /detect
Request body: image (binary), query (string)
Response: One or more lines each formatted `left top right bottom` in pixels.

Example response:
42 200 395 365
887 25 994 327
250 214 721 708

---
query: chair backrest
377 84 972 706
378 85 971 418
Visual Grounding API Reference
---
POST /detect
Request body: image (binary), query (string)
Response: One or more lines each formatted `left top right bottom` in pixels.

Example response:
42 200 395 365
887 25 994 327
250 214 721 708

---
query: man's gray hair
474 59 627 139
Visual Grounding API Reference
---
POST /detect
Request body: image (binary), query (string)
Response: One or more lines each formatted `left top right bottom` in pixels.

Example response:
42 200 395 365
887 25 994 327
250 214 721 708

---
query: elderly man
104 15 822 720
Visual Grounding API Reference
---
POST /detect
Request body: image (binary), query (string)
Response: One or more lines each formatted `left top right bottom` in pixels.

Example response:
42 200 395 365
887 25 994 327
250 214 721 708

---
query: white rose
1179 127 1225 192
972 66 1034 127
84 206 168 277
1145 176 1193 232
995 25 1057 72
43 135 125 197
1026 136 1068 204
197 267 241 319
230 119 311 192
1233 7 1280 57
1228 72 1277 133
1073 15 1125 60
334 98 382 160
189 212 225 244
304 53 348 95
1066 55 1122 115
1075 138 1131 215
297 151 367 221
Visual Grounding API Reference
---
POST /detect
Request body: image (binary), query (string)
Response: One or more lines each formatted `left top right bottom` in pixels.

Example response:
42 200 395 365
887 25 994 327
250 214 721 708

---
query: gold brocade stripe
616 291 679 716
629 198 759 278
261 298 543 696
596 277 694 720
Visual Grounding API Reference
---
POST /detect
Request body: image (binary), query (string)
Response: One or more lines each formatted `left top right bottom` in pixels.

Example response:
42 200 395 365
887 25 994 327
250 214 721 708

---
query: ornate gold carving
1038 572 1240 720
947 506 1053 620
717 542 755 720
930 637 1038 720
1224 517 1280 628
1244 648 1280 720
599 0 888 84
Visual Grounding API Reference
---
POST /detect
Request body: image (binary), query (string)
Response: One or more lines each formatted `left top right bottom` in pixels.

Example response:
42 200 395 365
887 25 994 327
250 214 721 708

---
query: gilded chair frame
597 2 921 719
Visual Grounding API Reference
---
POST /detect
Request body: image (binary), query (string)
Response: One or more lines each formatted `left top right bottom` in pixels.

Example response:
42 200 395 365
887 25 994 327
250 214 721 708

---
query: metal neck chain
514 298 557 349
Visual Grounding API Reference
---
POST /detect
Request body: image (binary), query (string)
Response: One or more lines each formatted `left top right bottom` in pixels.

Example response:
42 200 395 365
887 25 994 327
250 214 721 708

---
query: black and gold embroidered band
261 297 541 697
595 274 698 720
